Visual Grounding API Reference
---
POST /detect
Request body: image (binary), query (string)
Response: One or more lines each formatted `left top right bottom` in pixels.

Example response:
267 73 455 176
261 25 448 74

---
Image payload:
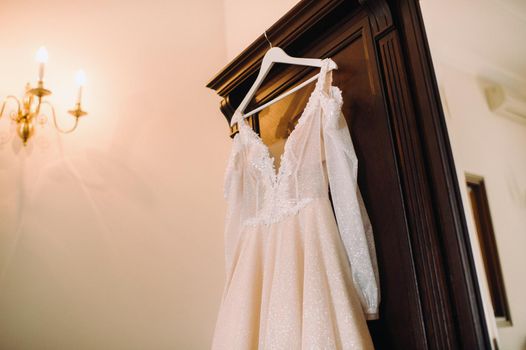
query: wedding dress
212 58 380 350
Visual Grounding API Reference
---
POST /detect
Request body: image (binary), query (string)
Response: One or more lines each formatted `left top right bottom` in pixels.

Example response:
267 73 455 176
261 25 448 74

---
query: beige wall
223 0 299 60
436 63 526 350
0 0 305 347
0 0 231 349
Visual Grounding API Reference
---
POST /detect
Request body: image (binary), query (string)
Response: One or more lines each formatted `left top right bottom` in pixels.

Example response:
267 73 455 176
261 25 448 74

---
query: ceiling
420 0 526 91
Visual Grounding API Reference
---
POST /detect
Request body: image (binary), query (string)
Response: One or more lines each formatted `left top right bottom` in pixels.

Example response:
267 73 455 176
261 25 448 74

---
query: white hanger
231 33 328 126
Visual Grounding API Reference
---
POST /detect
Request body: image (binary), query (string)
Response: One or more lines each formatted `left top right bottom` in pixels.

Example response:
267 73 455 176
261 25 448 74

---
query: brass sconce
0 46 87 146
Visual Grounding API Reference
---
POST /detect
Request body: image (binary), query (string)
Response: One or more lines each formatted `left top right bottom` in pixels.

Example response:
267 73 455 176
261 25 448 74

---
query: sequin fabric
213 58 380 350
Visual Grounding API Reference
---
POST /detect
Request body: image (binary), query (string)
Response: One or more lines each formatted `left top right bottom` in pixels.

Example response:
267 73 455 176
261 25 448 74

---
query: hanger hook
264 31 273 49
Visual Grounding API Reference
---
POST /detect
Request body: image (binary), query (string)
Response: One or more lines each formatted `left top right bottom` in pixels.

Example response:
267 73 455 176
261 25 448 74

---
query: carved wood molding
378 31 456 348
359 0 393 36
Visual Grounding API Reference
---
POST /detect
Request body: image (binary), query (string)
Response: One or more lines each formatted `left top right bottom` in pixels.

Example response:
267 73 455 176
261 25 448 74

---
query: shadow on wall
0 146 175 348
0 145 156 282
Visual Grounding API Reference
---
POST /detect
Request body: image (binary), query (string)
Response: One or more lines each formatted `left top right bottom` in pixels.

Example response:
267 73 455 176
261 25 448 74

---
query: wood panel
329 16 427 349
377 30 455 347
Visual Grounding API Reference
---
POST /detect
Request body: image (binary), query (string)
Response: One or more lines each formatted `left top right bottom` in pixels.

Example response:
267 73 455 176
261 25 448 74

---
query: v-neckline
235 57 335 186
239 77 323 185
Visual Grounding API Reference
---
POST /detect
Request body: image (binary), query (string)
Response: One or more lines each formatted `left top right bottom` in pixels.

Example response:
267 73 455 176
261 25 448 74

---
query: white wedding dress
212 58 380 350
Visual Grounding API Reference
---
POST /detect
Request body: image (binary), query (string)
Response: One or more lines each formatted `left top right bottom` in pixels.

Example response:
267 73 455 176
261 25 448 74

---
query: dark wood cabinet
207 0 490 348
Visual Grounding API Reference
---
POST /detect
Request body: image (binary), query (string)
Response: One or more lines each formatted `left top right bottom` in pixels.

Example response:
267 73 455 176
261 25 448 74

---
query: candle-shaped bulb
75 70 86 86
75 70 86 105
36 46 48 82
36 46 48 63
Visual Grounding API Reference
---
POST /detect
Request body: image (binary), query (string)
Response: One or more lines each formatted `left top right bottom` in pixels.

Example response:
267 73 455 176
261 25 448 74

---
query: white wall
0 0 230 349
436 63 526 350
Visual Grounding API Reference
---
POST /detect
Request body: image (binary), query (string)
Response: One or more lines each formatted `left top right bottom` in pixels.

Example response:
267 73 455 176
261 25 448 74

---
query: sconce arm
0 95 22 121
41 100 79 134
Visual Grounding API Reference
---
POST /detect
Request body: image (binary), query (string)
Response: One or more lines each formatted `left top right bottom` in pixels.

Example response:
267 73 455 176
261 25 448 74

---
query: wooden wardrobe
207 0 491 348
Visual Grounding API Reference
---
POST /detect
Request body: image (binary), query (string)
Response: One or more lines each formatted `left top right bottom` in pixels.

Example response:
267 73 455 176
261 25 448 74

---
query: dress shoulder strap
314 58 338 95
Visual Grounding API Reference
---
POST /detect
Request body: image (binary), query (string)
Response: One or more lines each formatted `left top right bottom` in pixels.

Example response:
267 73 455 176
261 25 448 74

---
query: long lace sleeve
322 94 380 320
223 135 244 279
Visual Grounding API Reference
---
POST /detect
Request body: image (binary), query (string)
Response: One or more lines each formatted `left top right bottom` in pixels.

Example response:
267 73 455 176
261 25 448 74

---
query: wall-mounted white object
484 83 526 123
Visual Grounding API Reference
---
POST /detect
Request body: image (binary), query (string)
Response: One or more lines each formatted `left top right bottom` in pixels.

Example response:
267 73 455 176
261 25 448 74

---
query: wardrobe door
327 16 424 349
208 0 490 348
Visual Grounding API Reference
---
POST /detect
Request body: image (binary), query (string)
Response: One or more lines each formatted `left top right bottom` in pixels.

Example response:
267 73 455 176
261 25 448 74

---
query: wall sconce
0 46 87 146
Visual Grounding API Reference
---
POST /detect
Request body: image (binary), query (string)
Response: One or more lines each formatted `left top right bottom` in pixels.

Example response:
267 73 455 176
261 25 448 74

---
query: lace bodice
223 58 380 318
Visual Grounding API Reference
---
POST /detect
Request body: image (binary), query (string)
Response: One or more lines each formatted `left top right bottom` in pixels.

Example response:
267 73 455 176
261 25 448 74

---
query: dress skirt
211 197 375 350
